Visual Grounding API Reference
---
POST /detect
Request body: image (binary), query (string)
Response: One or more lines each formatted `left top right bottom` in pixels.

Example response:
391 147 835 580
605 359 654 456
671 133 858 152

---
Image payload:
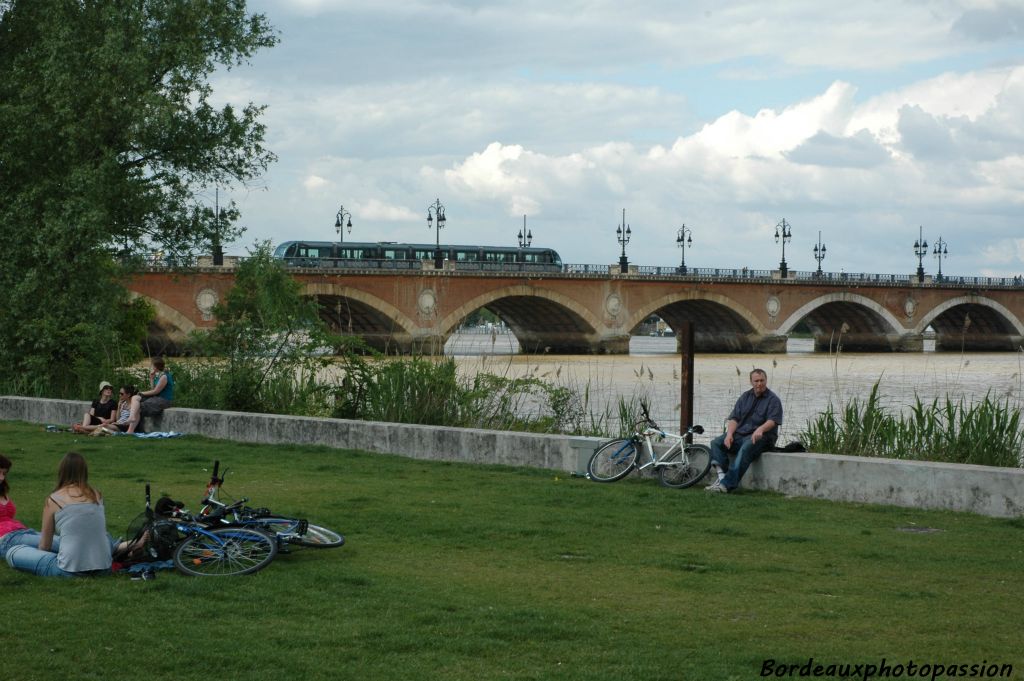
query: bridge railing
454 261 561 273
563 263 611 274
139 254 1024 288
789 270 913 284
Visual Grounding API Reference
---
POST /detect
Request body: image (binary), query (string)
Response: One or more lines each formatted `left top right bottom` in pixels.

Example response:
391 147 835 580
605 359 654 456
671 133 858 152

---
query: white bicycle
587 403 711 488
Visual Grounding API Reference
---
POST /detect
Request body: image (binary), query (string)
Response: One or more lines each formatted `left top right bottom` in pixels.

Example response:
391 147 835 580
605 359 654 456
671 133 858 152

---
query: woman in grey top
5 452 118 577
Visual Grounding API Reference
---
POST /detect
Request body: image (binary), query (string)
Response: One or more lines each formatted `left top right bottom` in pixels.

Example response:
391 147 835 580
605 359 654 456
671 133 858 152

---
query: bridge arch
915 296 1024 351
623 292 777 353
129 293 197 355
439 285 605 354
301 282 419 353
777 293 913 352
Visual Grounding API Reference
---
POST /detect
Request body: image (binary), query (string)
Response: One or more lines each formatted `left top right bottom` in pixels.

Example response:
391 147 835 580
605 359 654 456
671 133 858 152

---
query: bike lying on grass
120 484 278 577
587 403 711 488
196 461 345 551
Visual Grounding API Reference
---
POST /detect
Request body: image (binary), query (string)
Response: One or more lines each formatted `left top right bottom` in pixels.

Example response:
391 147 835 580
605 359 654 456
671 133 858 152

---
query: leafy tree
184 243 344 413
0 0 276 394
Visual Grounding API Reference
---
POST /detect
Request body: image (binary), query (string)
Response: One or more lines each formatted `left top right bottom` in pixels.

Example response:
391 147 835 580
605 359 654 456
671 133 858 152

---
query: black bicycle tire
587 438 639 482
658 444 712 489
173 527 278 577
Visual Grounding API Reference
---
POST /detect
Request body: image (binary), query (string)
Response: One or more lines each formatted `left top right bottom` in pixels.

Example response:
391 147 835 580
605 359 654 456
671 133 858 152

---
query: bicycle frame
632 426 692 472
199 461 312 545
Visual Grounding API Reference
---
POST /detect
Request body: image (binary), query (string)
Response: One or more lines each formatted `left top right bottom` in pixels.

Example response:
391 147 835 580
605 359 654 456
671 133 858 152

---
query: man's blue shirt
727 388 783 440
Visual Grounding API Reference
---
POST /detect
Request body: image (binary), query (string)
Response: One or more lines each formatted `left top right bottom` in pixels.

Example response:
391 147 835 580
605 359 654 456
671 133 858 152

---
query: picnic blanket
122 431 185 438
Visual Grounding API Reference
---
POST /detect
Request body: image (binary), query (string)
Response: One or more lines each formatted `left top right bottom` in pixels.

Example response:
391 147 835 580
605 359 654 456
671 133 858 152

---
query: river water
445 330 1024 440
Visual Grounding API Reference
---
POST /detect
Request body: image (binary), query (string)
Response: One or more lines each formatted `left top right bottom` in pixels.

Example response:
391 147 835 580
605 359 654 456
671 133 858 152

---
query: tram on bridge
273 240 563 272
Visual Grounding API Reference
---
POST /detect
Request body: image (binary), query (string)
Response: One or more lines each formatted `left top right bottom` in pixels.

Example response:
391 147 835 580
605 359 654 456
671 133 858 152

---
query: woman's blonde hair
53 452 100 503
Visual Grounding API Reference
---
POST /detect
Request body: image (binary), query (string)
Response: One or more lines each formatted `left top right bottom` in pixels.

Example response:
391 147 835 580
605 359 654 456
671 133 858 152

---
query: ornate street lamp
933 236 948 282
426 198 446 268
775 218 792 278
616 208 631 274
334 205 353 244
913 225 928 283
813 230 827 277
517 215 532 248
676 224 692 274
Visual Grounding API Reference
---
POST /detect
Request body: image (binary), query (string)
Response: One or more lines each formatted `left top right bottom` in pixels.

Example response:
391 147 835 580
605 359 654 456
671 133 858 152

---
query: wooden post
679 321 694 442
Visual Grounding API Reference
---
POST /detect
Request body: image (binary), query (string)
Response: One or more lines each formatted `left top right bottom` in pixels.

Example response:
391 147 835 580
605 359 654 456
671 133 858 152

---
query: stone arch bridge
127 268 1024 355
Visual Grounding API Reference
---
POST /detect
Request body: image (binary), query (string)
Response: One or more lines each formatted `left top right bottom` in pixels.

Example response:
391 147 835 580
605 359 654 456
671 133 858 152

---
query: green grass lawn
2 420 1021 681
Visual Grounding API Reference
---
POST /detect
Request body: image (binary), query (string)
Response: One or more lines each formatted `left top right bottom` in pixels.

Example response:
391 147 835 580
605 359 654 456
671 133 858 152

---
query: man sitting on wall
706 368 783 494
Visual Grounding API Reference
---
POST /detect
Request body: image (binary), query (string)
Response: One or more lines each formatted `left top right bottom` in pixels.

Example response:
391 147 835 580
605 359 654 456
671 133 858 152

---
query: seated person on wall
705 368 783 494
72 381 118 434
139 356 174 417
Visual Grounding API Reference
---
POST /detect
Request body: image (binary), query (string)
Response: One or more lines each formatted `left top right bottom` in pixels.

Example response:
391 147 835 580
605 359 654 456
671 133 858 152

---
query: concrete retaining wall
3 396 1022 518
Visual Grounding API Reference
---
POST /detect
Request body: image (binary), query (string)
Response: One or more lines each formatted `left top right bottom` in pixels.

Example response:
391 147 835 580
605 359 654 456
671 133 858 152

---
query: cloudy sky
214 0 1024 277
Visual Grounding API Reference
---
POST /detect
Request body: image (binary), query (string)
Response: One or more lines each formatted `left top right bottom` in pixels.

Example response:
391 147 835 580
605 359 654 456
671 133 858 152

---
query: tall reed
801 381 1024 468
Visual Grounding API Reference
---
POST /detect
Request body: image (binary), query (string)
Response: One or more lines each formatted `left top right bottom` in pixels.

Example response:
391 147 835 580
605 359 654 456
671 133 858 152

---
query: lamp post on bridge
933 236 948 282
517 215 532 247
913 225 928 283
676 224 692 274
775 218 792 278
813 230 826 277
426 198 446 269
616 208 631 274
334 205 353 244
517 215 532 265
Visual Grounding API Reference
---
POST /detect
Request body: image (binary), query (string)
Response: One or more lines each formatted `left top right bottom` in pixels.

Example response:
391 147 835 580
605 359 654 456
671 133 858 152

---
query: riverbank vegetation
2 421 1021 680
801 381 1024 467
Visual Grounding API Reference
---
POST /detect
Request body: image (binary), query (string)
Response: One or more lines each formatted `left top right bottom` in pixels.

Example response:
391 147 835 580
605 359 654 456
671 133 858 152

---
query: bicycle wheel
295 523 345 548
587 438 639 482
248 518 346 549
658 444 712 489
173 527 278 577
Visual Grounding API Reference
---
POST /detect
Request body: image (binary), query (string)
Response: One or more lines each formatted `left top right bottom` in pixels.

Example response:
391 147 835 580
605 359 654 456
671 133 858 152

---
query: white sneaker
704 480 722 491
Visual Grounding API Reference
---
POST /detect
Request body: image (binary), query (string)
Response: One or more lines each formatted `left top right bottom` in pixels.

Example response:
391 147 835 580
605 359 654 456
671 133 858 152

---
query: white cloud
786 130 892 168
357 198 418 222
302 174 329 192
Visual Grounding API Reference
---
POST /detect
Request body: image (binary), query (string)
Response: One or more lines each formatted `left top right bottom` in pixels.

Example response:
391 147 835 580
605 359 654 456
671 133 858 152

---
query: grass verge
2 420 1022 681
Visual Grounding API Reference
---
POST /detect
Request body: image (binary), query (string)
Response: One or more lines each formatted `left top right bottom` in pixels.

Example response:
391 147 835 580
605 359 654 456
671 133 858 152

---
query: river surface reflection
446 331 1024 440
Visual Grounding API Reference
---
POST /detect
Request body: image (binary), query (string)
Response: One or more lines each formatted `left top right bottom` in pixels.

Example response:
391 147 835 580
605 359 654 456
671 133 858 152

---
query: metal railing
139 253 1024 288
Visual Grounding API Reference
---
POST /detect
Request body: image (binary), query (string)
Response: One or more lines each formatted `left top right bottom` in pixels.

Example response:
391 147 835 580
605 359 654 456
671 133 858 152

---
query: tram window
383 249 408 260
414 249 433 260
454 250 479 261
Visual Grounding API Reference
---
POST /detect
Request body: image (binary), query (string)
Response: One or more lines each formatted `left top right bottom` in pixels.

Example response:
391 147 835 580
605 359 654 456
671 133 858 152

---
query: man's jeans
709 432 772 491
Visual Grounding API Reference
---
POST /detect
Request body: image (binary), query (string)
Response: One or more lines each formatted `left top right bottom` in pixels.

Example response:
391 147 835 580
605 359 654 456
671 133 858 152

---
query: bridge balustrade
455 261 559 273
564 264 612 274
138 254 1024 289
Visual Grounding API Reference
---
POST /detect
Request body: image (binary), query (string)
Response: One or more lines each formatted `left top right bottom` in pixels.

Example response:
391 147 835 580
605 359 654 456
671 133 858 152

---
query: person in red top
0 453 48 559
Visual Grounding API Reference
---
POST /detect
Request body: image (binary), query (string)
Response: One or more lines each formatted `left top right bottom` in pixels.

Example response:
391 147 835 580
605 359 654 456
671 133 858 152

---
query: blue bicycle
122 484 278 577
